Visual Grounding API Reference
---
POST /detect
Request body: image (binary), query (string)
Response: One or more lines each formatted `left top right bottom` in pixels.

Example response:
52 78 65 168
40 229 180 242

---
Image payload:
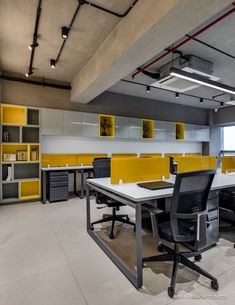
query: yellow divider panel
185 153 202 156
165 153 184 162
76 154 107 165
42 154 78 167
140 153 162 158
111 157 170 184
177 156 216 173
221 156 235 173
1 104 27 125
112 154 137 158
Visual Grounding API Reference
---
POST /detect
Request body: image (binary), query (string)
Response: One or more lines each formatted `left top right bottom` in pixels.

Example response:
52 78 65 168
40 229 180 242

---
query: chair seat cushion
158 221 174 242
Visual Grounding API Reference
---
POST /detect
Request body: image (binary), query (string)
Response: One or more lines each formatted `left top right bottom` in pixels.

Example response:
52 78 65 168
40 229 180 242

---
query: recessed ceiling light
28 42 39 51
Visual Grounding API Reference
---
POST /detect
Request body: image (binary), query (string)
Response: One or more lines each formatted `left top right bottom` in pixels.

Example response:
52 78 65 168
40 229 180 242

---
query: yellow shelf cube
175 123 185 140
19 180 40 200
142 119 154 139
99 114 115 138
1 104 27 125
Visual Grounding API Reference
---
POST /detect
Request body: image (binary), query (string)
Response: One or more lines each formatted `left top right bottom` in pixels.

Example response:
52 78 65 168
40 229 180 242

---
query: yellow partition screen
140 153 162 158
165 153 183 162
112 154 137 158
177 156 216 173
185 153 202 156
111 157 170 184
221 156 235 173
42 154 78 167
76 154 107 165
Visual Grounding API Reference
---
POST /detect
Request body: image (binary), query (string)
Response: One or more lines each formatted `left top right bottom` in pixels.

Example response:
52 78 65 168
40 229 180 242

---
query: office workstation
1 0 235 304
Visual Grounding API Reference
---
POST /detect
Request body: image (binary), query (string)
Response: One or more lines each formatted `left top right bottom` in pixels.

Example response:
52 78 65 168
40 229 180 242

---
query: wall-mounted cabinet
184 124 209 142
155 121 175 141
41 108 63 136
128 118 141 139
115 116 129 139
142 119 154 140
63 111 82 136
81 112 99 137
99 114 115 138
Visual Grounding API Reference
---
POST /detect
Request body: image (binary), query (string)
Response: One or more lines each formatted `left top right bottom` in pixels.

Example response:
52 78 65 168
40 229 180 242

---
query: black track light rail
27 0 42 75
121 79 225 105
1 74 71 90
52 0 139 66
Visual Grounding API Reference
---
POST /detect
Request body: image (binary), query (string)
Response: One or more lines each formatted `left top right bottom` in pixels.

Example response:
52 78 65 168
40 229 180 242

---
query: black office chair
169 156 177 175
90 158 135 239
219 187 235 248
142 170 218 298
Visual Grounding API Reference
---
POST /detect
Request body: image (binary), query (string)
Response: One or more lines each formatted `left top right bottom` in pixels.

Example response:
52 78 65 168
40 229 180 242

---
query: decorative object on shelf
99 114 115 137
6 166 13 182
31 149 39 161
16 150 28 161
3 154 16 162
142 119 154 139
3 130 9 142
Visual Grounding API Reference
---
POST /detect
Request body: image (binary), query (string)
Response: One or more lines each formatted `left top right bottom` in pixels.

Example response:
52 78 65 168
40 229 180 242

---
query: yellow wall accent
1 104 27 125
165 153 184 162
112 154 137 158
221 156 235 173
19 179 40 199
111 157 170 184
99 114 115 138
175 123 185 140
140 153 162 158
177 156 217 173
41 153 107 167
185 153 202 156
142 119 154 139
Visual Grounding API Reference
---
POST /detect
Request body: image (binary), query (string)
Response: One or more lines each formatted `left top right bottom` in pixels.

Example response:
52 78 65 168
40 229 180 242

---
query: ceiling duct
151 55 219 92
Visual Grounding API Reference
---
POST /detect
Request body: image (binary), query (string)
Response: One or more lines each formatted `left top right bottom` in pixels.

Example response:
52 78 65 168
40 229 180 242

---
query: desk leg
42 171 46 204
74 171 77 196
86 184 91 231
135 204 143 288
80 169 84 199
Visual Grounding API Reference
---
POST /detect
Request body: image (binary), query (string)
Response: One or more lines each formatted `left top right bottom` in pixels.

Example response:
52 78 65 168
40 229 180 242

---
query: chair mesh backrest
93 158 111 178
171 170 215 243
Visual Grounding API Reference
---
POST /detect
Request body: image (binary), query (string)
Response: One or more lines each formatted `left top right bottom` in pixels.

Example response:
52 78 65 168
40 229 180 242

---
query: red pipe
212 92 226 99
132 3 235 79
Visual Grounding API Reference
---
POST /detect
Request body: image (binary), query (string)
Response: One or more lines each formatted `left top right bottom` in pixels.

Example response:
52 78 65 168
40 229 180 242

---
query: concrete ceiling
0 0 134 82
109 5 235 109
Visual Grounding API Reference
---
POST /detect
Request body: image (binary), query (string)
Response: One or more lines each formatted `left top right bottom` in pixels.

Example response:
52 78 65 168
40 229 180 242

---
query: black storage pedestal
47 171 69 202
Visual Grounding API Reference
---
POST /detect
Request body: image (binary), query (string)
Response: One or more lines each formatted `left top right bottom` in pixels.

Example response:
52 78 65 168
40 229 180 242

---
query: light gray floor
0 197 235 305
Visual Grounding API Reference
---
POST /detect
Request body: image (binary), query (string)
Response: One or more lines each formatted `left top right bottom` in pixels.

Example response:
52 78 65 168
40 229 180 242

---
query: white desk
41 165 93 203
86 173 235 289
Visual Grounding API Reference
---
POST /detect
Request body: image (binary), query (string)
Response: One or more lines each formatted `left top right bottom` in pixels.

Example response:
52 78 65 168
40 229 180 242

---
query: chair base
91 208 135 239
143 244 219 298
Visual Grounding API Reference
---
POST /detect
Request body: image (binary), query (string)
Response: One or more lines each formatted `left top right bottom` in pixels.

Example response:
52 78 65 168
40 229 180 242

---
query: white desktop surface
87 173 235 202
41 165 93 171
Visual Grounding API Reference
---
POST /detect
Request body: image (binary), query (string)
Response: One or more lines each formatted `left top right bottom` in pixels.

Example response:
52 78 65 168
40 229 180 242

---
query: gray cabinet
128 118 141 139
155 121 175 140
81 113 99 137
115 116 129 139
185 124 209 142
63 111 82 136
41 108 63 136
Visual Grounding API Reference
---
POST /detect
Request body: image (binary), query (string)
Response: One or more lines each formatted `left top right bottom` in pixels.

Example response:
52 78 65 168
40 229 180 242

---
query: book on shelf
6 166 13 182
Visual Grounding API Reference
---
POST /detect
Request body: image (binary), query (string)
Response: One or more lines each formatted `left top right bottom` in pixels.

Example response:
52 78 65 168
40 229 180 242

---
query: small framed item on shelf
31 149 39 161
3 154 16 162
16 150 28 161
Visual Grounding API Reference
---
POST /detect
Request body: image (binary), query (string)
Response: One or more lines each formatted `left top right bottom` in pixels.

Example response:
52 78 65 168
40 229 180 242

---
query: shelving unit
175 123 185 140
0 104 41 204
99 114 115 138
142 119 154 139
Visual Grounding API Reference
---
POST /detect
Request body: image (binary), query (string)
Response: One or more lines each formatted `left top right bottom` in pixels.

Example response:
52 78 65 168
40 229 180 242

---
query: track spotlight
28 42 39 51
146 85 150 93
50 59 56 69
175 92 179 99
200 97 203 103
25 69 33 77
61 26 69 39
220 102 224 107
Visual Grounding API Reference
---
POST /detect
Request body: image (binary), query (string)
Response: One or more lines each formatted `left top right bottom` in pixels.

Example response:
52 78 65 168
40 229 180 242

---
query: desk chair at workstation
143 170 218 298
90 158 135 239
169 156 177 175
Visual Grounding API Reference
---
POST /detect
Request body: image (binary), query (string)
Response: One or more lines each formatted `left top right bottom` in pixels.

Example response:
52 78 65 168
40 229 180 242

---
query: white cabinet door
63 111 82 136
155 121 175 140
184 124 195 141
41 108 63 135
128 118 141 139
115 116 129 139
81 113 99 137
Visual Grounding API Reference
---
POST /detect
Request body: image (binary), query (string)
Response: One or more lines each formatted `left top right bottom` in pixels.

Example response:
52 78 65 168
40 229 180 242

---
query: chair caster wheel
168 287 175 298
90 225 94 230
233 244 235 249
194 254 202 261
109 234 114 239
211 281 219 291
157 245 164 252
126 216 130 221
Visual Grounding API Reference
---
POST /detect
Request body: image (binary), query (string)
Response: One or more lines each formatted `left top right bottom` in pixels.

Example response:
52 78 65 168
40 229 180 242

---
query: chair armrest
142 204 164 242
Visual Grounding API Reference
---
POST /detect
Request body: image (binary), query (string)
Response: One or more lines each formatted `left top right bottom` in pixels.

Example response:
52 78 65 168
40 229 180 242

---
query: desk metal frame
87 181 147 289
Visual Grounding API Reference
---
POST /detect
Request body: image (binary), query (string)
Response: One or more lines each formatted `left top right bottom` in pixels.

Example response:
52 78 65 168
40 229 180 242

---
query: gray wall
214 106 235 126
